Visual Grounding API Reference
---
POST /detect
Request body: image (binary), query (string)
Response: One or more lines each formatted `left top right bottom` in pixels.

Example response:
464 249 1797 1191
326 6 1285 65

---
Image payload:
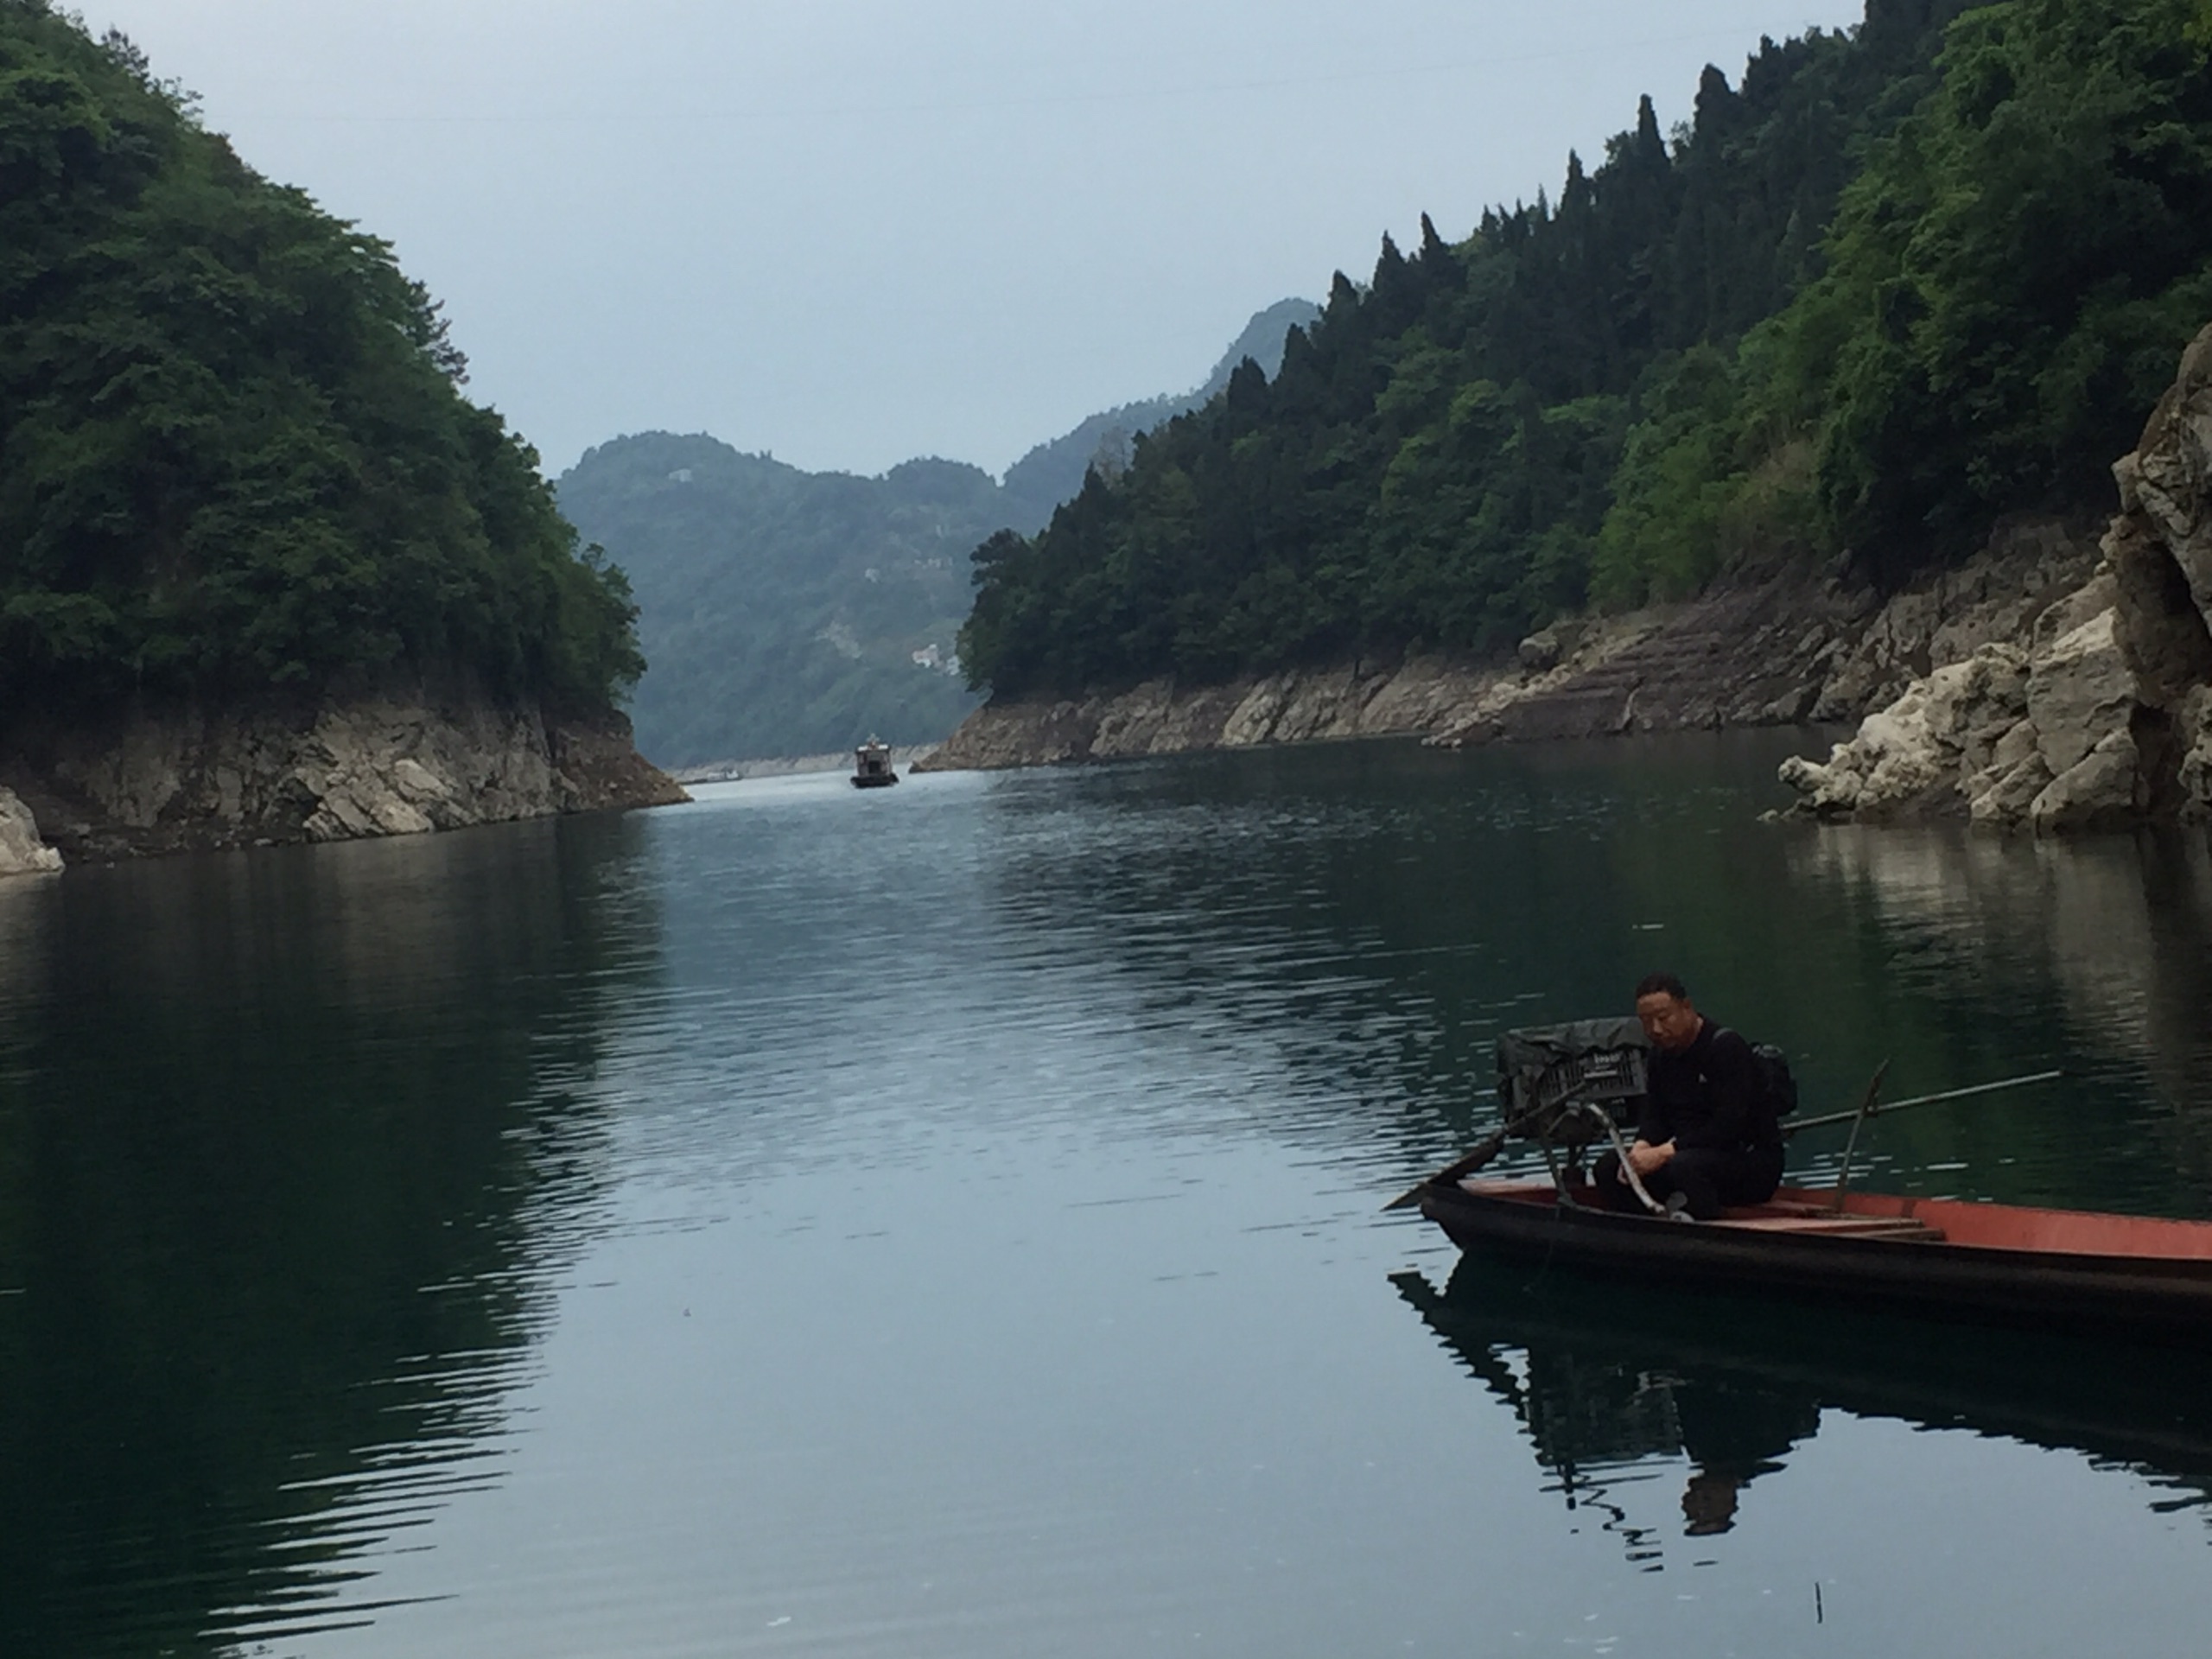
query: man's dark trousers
1591 1144 1784 1219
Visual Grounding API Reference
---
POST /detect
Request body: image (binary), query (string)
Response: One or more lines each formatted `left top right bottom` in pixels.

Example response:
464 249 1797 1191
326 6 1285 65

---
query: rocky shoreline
923 326 2212 836
916 518 2101 779
0 685 687 876
1780 324 2212 830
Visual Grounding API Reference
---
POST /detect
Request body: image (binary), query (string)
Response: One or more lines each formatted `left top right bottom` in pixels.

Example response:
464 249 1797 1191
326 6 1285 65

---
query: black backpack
1709 1027 1797 1121
1745 1037 1799 1119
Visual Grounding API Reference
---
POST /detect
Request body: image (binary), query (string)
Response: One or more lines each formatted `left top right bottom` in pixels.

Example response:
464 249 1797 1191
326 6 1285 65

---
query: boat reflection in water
1392 1258 2212 1565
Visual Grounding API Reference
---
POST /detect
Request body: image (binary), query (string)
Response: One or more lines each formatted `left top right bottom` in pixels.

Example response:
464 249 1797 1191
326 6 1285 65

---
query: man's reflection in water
1672 1381 1816 1535
1393 1255 2212 1563
1681 1471 1741 1536
1503 1319 1818 1551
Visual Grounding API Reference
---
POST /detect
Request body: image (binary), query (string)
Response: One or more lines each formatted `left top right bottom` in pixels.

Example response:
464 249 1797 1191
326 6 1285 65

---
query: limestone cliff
0 688 687 866
1780 324 2212 830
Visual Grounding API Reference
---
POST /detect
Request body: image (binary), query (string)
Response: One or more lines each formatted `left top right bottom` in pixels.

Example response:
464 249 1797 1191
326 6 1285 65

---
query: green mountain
0 3 639 718
557 302 1316 767
961 0 2212 699
556 438 996 766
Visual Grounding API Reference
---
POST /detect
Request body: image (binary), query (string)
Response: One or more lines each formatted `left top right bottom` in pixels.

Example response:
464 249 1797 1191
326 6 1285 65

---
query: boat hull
850 772 899 788
1418 1179 2212 1336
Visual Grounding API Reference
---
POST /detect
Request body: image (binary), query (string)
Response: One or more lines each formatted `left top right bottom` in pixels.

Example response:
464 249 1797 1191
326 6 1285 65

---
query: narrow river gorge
4 733 2212 1657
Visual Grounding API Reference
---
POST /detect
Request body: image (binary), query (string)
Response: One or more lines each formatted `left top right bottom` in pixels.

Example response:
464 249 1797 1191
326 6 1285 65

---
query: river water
6 732 2212 1658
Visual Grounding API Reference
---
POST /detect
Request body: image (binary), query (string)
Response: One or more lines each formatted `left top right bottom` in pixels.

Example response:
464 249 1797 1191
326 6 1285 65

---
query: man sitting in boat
1591 972 1784 1219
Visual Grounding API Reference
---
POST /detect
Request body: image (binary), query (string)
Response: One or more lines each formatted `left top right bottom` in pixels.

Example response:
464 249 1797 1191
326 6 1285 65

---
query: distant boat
851 739 899 789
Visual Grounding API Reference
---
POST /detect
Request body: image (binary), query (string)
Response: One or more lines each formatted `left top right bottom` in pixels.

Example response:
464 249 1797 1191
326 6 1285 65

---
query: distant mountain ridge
556 439 998 767
559 300 1317 766
1000 298 1322 527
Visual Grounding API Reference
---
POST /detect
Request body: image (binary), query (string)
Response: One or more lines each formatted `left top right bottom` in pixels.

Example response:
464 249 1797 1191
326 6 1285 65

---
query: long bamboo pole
1784 1068 2063 1136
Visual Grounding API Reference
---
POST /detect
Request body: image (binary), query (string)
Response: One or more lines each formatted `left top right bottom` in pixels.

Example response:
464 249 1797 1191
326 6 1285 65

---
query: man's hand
1624 1138 1676 1179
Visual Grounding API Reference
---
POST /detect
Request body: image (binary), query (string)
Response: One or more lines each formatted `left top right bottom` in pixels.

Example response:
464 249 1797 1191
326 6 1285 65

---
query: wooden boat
1416 1177 2212 1335
850 739 898 789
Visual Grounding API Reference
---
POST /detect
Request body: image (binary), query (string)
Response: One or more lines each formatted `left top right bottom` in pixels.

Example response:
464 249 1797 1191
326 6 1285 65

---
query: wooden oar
1380 1126 1510 1211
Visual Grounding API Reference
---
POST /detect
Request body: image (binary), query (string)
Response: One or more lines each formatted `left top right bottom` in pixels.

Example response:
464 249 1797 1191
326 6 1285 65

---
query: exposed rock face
2111 325 2212 818
918 520 2101 774
918 657 1509 770
1777 579 2142 830
1516 620 1587 673
1781 323 2212 830
1450 518 2101 746
1 689 687 861
1781 648 2026 822
0 785 63 877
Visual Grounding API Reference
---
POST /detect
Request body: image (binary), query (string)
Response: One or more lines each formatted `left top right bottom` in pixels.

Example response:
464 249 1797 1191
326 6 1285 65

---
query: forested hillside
0 2 641 716
998 299 1320 527
557 437 995 765
962 0 2212 699
561 304 1316 766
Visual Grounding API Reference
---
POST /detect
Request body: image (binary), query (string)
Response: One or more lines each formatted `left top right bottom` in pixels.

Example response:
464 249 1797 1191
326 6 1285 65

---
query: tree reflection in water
1393 1255 2212 1568
0 814 657 1659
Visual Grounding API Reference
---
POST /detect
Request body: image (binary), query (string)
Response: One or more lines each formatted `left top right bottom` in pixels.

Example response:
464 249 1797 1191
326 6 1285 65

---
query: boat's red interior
1460 1179 2212 1259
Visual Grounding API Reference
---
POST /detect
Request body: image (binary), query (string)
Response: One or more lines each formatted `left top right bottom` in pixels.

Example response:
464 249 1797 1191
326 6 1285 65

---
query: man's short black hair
1635 970 1690 1001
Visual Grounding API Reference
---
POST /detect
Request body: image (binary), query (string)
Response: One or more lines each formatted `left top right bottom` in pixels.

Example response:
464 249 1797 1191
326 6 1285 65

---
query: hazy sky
94 1 1856 479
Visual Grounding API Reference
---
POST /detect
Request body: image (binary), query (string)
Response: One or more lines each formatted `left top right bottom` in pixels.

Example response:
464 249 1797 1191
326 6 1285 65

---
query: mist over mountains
558 299 1318 767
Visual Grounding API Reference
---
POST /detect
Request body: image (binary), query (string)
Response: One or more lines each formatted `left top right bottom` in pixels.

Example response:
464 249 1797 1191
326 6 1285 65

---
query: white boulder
0 787 62 877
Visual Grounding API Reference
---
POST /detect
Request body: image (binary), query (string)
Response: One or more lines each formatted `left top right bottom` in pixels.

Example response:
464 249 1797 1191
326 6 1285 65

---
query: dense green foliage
1788 0 2212 579
1604 0 2212 595
0 3 640 714
963 0 2212 696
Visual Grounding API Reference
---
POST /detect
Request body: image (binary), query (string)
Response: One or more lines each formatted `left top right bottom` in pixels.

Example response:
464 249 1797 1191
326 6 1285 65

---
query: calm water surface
7 733 2212 1657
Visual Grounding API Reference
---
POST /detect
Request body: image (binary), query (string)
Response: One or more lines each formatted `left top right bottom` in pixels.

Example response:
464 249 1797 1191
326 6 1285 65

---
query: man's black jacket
1640 1021 1778 1151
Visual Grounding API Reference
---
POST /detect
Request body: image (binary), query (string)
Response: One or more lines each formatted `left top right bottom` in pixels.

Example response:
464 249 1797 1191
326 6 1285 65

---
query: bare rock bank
0 785 62 878
917 518 2101 776
0 689 688 866
1781 324 2212 830
915 654 1507 771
